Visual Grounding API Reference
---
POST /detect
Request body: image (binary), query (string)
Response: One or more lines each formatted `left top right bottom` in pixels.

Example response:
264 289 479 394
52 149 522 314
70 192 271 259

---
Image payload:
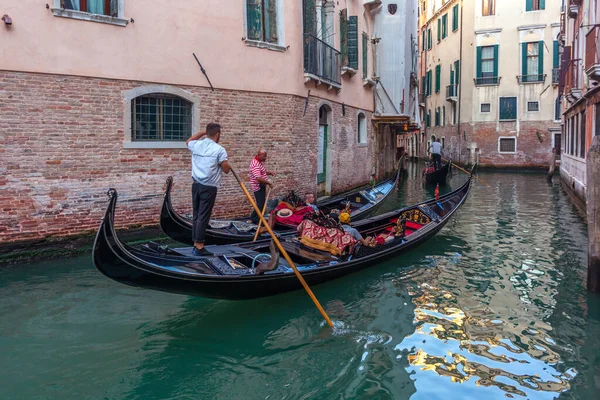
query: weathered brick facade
0 71 377 247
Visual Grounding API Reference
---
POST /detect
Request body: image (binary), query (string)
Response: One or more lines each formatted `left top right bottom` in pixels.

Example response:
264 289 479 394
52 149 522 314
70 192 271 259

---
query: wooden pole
443 158 490 187
252 185 272 242
587 137 600 292
547 148 557 181
230 167 335 327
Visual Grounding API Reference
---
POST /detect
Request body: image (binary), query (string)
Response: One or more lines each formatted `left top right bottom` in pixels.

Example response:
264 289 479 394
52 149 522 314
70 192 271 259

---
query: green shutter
422 29 426 51
538 41 544 77
303 0 316 35
540 0 545 10
442 14 447 39
455 60 460 85
450 65 455 85
348 16 358 69
522 42 528 78
437 19 441 42
362 32 368 79
526 0 533 12
340 9 348 66
553 40 559 68
493 45 499 79
452 5 459 31
435 64 441 93
247 0 263 41
265 0 277 43
476 46 482 78
427 29 432 49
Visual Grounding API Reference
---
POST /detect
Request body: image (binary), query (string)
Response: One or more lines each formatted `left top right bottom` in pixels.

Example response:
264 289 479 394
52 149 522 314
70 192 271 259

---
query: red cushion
405 221 423 230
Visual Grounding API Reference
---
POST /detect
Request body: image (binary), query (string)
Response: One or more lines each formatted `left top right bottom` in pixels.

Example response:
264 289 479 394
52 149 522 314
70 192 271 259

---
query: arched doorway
317 105 331 194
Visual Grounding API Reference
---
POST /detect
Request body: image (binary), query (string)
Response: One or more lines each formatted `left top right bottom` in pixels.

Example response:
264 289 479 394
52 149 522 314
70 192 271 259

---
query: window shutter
476 46 482 78
540 0 545 10
526 0 533 12
522 42 528 77
450 65 455 85
538 41 545 78
435 64 441 93
109 0 117 17
452 5 458 31
247 0 263 41
553 40 559 68
302 0 316 35
455 60 460 85
348 16 359 70
340 9 348 66
427 29 432 49
442 14 447 38
437 19 441 42
493 44 499 78
362 32 368 79
422 29 426 51
265 0 277 43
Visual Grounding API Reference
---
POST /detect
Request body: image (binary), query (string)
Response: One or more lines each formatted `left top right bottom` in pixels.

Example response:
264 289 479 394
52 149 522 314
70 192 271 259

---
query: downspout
457 0 463 165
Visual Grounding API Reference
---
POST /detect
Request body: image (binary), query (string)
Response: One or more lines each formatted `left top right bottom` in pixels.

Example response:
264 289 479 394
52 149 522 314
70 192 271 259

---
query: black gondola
160 166 402 245
424 160 451 185
93 167 474 300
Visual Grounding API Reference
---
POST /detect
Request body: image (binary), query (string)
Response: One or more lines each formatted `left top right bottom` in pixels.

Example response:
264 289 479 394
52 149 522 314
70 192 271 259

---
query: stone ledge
243 39 287 52
52 8 128 27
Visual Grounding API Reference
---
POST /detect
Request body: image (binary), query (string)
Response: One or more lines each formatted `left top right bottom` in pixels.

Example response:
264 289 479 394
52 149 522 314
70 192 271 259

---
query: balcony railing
303 34 341 86
517 74 546 84
565 59 582 94
419 92 426 105
552 68 560 84
585 26 600 80
474 76 500 86
446 84 458 99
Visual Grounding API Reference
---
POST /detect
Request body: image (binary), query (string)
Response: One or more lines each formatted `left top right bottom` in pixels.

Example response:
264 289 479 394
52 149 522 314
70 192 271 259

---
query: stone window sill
123 141 187 149
52 8 128 27
363 78 377 87
342 66 358 77
244 39 287 52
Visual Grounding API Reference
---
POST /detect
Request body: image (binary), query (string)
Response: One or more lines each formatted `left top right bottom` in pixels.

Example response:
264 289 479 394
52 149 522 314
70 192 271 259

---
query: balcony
517 74 546 84
474 76 501 86
303 34 341 89
446 84 458 102
552 68 560 85
419 92 426 106
585 26 600 80
565 59 583 102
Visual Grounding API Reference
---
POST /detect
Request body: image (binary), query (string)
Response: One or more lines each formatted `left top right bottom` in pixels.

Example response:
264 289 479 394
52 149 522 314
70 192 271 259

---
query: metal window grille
481 103 491 113
131 95 192 141
499 138 516 152
527 101 539 112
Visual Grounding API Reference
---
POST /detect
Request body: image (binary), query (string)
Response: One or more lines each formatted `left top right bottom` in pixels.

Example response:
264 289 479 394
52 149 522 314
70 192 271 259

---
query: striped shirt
249 158 267 192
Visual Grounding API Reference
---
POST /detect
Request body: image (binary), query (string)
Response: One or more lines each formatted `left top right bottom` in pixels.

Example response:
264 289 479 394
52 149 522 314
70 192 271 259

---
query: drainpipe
457 0 463 165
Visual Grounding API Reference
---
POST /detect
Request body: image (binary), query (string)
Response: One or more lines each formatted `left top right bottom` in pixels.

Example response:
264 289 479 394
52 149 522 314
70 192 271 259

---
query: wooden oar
230 167 334 328
443 158 490 187
252 184 272 242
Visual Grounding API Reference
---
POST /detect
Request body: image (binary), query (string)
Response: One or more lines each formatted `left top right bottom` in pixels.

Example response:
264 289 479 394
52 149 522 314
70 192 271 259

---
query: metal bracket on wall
192 53 215 92
303 90 311 116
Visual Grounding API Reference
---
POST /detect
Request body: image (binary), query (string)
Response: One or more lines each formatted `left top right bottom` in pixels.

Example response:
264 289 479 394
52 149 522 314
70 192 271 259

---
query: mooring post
588 136 600 292
547 147 556 181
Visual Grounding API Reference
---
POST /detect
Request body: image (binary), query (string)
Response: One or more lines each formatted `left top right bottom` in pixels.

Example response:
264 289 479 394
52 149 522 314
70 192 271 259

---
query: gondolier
430 139 442 170
248 148 276 224
186 123 231 256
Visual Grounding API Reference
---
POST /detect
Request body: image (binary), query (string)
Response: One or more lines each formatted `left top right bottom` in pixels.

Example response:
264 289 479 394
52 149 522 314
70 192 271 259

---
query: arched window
358 113 367 144
131 94 192 141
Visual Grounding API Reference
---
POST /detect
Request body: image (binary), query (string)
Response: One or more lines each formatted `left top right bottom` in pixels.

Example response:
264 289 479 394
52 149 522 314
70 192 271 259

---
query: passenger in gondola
305 192 319 213
187 123 231 256
429 138 443 170
338 212 373 247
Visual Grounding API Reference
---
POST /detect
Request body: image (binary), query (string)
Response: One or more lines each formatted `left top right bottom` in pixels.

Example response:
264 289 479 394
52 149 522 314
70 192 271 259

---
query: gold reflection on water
405 284 572 396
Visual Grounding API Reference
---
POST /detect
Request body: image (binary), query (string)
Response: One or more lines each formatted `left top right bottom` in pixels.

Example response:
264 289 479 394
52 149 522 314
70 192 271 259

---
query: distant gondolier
186 123 231 256
248 148 276 224
430 139 442 170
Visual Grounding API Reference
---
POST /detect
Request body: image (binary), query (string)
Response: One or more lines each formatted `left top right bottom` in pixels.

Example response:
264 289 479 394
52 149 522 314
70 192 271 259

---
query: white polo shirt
188 138 228 187
430 142 442 155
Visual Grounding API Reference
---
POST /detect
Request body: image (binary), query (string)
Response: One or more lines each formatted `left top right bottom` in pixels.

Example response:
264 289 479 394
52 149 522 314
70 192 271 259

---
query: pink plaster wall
0 0 374 111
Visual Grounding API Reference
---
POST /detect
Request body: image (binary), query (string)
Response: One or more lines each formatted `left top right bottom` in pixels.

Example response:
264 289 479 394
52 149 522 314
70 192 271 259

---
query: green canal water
1 165 599 400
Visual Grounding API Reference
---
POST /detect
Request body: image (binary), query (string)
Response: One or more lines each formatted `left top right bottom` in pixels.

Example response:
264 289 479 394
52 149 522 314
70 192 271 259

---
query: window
442 106 446 126
580 110 586 158
426 69 432 96
427 28 432 50
435 108 440 126
521 42 544 82
481 103 491 113
422 29 426 52
482 0 495 16
247 0 278 43
526 0 545 12
499 137 517 153
476 45 499 85
452 103 457 124
62 0 114 15
555 96 562 121
358 113 367 144
527 101 539 112
131 94 192 141
435 64 441 93
437 19 441 42
499 97 517 120
596 103 600 136
452 5 459 31
441 14 448 39
427 110 431 127
441 137 445 149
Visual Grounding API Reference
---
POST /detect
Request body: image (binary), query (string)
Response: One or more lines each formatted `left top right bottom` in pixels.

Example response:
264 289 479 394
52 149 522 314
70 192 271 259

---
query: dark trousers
250 184 266 224
432 154 441 170
192 182 217 244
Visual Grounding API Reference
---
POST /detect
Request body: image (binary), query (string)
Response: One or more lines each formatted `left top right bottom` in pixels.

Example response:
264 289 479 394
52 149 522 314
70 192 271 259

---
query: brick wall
0 71 374 246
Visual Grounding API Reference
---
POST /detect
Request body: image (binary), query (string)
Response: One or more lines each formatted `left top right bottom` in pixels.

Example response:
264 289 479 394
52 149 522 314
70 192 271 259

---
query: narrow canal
1 164 598 400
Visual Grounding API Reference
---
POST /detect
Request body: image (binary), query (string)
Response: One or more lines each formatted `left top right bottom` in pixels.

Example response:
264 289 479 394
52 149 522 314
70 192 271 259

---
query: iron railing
474 76 500 85
585 26 599 71
446 84 458 98
565 59 582 93
552 68 560 84
303 34 341 86
517 74 546 83
419 93 426 105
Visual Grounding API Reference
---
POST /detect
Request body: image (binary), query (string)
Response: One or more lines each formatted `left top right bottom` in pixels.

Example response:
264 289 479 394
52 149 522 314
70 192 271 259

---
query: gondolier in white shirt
430 138 443 170
186 123 231 256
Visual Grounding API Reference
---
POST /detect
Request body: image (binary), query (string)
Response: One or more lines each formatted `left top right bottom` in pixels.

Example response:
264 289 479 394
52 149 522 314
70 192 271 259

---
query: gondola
93 166 474 300
424 160 451 185
160 166 402 245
